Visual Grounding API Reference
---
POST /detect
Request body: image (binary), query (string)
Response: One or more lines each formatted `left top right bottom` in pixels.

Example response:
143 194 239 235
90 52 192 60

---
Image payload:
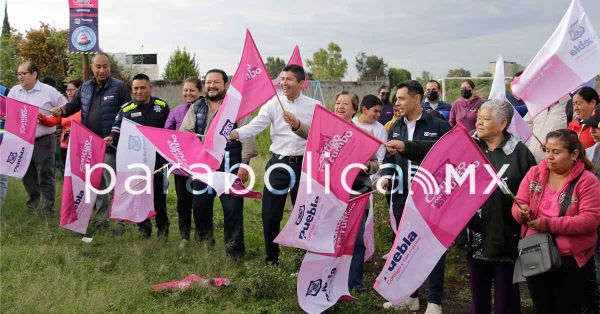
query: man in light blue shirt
7 61 67 217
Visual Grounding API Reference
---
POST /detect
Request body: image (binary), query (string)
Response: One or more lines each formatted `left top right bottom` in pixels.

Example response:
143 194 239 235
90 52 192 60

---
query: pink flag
274 105 382 254
110 118 157 223
374 124 498 305
0 97 39 178
60 121 106 234
489 54 533 142
511 0 600 117
201 30 275 166
363 195 375 262
297 192 370 314
152 274 231 292
136 124 260 198
272 45 309 90
288 45 309 89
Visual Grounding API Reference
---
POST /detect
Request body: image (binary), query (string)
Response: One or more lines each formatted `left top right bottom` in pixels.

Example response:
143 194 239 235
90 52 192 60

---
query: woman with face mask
449 79 485 131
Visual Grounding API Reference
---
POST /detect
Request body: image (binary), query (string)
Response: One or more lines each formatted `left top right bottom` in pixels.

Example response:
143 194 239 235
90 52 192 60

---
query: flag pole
274 94 286 112
119 163 170 195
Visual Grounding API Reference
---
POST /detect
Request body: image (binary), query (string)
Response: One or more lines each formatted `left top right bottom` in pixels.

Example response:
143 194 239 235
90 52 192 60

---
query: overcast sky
3 0 600 80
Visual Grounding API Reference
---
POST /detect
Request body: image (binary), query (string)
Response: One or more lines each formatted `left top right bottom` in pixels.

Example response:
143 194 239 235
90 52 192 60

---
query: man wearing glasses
377 85 394 125
7 61 67 218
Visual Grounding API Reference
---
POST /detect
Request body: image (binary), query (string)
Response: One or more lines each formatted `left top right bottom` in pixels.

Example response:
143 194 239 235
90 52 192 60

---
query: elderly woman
568 86 599 148
512 129 600 314
386 99 537 314
164 77 203 249
449 79 485 131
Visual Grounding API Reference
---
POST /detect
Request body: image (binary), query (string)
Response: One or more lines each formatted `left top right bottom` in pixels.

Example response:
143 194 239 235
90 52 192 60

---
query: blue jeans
348 210 368 292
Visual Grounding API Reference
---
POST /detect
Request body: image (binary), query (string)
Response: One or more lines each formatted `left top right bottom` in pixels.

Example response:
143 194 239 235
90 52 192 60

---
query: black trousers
174 174 194 240
192 179 245 257
262 155 302 264
526 255 598 314
138 168 168 234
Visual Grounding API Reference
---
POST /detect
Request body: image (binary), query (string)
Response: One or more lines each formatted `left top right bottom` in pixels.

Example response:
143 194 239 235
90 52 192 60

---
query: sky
3 0 600 80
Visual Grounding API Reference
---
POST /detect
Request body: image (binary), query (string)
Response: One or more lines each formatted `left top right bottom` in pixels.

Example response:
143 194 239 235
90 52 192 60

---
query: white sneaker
383 297 420 311
424 303 442 314
177 239 189 250
381 252 389 260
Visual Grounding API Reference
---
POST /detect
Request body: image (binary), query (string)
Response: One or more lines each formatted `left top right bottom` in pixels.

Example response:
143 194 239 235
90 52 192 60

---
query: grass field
0 131 534 313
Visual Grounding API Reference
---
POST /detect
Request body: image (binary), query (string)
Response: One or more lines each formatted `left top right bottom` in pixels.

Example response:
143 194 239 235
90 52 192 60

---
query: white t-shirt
352 117 388 164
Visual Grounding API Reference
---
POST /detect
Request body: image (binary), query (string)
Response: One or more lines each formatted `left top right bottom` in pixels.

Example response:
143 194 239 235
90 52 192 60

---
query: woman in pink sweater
512 129 600 314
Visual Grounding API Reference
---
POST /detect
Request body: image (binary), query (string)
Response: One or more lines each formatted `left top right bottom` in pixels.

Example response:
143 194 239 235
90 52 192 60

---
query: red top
38 111 82 148
568 118 595 148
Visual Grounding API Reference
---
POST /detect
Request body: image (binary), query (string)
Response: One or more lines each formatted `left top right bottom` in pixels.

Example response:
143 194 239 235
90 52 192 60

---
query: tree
162 47 199 81
416 70 434 86
388 67 411 87
446 68 471 78
18 23 70 90
355 52 387 81
265 56 286 79
2 1 10 38
0 30 22 87
306 42 347 81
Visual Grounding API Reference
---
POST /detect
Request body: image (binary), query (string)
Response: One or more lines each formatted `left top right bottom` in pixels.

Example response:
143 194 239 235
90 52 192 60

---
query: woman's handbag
513 175 581 281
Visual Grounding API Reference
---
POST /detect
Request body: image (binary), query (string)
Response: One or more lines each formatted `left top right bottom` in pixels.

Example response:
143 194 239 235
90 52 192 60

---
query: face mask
461 89 472 99
427 91 439 101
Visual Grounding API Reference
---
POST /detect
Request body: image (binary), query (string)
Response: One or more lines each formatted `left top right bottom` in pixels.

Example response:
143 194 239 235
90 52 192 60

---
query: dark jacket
467 132 537 259
383 111 451 215
111 97 170 169
422 100 452 120
111 97 170 145
63 76 131 151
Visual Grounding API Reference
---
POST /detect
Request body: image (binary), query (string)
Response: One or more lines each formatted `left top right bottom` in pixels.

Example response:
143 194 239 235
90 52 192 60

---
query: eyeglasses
17 71 31 77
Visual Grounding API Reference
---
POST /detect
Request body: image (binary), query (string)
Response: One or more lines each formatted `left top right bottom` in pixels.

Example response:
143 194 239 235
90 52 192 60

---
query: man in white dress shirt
8 61 67 217
229 64 320 264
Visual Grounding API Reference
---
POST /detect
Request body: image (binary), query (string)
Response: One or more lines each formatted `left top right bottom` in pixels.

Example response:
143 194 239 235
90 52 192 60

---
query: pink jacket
512 159 600 267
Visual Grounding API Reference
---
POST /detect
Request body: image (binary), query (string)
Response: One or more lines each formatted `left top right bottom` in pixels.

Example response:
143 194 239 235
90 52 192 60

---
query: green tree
162 47 199 81
388 67 411 87
265 56 286 79
18 23 70 90
0 30 22 87
355 52 387 81
306 42 347 81
2 1 10 38
446 68 471 78
416 70 434 86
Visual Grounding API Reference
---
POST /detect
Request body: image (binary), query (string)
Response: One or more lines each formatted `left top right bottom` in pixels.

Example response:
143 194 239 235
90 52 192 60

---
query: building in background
488 60 520 78
112 52 159 81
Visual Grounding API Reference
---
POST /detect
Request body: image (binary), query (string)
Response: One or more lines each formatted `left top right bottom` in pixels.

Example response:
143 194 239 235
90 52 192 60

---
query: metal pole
441 78 446 102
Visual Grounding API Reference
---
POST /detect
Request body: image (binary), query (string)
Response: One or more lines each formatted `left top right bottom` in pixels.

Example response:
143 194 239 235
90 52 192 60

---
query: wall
152 80 388 107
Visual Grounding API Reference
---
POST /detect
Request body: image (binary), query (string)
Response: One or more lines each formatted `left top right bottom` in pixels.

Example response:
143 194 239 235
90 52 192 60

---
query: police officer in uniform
107 73 170 239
